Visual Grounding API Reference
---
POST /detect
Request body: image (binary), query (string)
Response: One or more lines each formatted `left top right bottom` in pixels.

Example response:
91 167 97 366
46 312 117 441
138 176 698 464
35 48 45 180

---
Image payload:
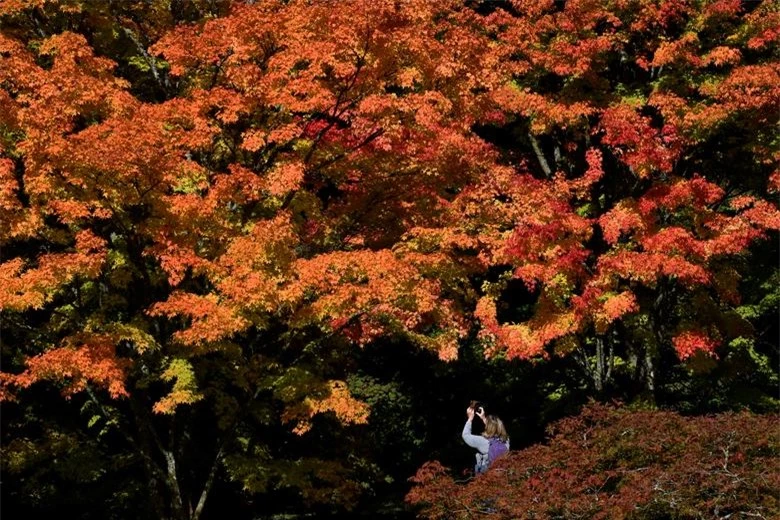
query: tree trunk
161 448 187 520
191 447 223 520
129 395 188 520
527 132 552 177
594 336 605 394
646 281 674 400
643 347 656 393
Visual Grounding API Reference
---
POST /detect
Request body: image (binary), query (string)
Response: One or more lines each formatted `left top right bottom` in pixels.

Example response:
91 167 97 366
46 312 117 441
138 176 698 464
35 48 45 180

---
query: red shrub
407 403 779 519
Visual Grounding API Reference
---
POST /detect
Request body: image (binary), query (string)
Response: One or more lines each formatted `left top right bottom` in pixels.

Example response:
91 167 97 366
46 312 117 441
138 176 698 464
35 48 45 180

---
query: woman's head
483 415 508 442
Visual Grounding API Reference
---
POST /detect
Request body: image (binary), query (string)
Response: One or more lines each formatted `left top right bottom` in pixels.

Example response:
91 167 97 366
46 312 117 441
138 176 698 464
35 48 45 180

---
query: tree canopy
1 1 777 519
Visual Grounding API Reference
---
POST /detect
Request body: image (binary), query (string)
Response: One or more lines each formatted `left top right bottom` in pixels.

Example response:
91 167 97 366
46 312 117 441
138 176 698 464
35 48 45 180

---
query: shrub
407 403 779 519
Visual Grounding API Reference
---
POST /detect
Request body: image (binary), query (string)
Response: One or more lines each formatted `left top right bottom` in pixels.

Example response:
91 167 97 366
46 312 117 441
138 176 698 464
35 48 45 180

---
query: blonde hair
483 415 508 442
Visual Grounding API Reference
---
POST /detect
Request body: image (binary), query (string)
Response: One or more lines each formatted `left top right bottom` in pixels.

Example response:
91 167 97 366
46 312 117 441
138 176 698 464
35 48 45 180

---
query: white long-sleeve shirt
462 419 489 453
462 419 489 473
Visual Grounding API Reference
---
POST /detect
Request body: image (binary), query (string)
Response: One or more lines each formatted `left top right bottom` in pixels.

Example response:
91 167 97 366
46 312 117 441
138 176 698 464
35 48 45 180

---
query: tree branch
528 132 552 178
118 22 170 91
191 444 223 520
85 386 166 481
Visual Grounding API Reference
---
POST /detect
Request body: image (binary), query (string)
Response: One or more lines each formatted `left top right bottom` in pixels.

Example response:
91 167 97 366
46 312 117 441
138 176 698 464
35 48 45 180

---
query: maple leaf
672 330 720 360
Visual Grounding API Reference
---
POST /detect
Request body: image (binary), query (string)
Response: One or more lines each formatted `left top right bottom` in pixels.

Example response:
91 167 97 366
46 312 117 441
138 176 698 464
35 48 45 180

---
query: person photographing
462 401 510 475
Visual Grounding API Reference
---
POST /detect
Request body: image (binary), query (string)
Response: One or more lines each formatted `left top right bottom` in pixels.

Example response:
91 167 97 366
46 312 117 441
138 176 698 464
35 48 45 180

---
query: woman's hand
476 408 486 423
466 407 475 421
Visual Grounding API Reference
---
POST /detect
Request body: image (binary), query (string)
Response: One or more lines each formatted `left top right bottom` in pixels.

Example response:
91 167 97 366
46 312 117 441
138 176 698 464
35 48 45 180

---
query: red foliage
0 0 777 405
0 1 776 515
407 403 780 519
598 104 681 177
673 330 720 360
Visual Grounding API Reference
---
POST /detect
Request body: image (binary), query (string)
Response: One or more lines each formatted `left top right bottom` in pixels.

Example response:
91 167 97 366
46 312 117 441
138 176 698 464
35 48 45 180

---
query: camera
469 400 485 415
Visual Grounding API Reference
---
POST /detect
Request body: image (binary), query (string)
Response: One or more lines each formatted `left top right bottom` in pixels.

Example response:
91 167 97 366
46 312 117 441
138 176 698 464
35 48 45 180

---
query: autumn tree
1 0 778 518
401 0 780 397
0 1 502 517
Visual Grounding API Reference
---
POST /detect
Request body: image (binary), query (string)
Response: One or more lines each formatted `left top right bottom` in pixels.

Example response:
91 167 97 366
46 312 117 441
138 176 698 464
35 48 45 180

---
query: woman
462 405 510 474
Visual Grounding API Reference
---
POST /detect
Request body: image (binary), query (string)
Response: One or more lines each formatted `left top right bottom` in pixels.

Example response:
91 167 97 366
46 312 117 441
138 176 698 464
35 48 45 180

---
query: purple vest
487 437 509 465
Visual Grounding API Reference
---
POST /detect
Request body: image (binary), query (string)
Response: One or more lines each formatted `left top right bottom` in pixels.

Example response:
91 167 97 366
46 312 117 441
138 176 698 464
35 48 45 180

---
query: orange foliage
0 0 777 411
0 2 776 515
286 380 370 435
0 230 106 311
2 333 130 400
